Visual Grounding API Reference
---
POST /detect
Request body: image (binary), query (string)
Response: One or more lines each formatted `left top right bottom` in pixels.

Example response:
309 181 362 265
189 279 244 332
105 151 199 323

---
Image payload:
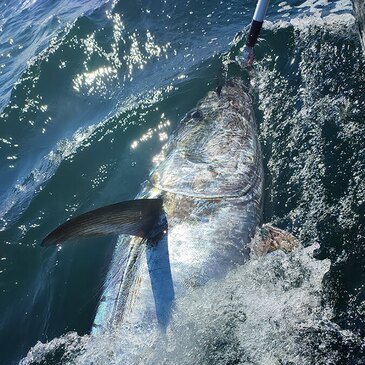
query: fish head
151 78 263 199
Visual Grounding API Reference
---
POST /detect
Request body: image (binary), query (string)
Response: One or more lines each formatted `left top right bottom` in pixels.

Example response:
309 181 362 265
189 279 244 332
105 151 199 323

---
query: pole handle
243 0 270 66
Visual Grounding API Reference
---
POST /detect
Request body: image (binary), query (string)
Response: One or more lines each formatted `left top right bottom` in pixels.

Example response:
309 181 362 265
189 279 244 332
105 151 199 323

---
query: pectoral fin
251 223 299 256
42 199 164 246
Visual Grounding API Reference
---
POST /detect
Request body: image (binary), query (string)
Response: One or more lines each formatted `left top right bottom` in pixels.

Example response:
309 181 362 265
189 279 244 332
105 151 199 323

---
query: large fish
42 78 295 337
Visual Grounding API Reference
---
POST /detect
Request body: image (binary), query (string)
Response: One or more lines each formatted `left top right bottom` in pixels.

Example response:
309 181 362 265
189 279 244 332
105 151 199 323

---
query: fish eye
186 109 203 121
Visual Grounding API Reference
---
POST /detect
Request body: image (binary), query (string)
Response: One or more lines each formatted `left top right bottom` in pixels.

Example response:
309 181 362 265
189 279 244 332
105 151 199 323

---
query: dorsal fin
42 199 164 246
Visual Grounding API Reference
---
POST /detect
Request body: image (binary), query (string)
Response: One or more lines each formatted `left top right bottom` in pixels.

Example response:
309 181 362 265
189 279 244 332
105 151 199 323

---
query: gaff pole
243 0 270 66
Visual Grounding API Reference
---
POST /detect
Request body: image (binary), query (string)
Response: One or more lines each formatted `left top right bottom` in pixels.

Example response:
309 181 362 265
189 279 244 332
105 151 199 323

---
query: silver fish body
93 79 263 334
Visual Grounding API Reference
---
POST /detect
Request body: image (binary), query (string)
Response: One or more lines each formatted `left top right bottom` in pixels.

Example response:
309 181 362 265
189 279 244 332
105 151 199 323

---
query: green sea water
0 0 364 364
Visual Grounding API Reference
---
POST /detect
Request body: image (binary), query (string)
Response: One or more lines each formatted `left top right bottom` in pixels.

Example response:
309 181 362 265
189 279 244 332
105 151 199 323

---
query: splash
255 6 365 244
21 245 361 365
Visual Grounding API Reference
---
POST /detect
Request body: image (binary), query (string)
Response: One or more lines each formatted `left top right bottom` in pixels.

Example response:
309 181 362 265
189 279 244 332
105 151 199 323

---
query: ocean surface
0 0 364 364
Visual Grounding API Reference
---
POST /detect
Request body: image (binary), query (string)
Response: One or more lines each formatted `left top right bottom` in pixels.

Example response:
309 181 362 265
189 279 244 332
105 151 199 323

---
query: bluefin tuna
42 78 296 337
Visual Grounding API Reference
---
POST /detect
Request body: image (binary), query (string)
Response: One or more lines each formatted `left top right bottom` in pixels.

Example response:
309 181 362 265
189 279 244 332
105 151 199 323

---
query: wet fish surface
43 78 265 335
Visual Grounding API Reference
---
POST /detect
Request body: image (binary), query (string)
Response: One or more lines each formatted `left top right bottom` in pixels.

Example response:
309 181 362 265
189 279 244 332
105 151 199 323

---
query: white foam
264 0 355 32
20 246 341 364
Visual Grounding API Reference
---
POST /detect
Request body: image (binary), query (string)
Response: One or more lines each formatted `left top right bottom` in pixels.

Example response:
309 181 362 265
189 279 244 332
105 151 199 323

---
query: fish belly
92 192 261 334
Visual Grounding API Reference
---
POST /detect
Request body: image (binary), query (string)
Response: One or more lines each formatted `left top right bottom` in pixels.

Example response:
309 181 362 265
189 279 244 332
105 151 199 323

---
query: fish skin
93 78 263 335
